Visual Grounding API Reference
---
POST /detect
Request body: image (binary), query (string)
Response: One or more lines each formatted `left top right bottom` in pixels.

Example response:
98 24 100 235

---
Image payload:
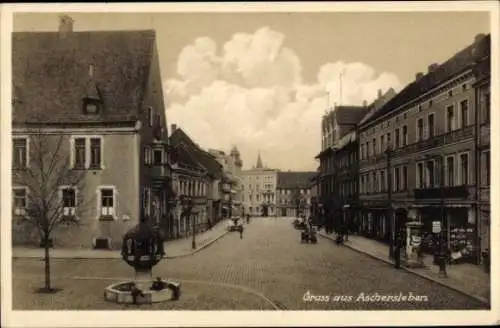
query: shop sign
432 221 441 233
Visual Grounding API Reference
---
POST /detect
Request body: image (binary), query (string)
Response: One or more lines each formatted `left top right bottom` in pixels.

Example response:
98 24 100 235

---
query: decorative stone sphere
121 221 165 271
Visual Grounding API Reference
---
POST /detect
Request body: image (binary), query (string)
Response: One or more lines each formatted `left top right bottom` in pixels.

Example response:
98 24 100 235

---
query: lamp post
386 145 394 260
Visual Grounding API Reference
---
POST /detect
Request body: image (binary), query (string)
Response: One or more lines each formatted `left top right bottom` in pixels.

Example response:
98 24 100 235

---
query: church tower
256 151 263 169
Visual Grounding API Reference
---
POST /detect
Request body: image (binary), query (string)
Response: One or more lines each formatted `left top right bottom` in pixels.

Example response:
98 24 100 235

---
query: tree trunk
43 235 51 291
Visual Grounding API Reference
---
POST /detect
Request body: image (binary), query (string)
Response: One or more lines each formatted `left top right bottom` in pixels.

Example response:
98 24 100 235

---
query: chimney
428 63 439 73
415 72 424 80
59 15 74 36
377 89 382 99
474 33 486 43
171 124 177 134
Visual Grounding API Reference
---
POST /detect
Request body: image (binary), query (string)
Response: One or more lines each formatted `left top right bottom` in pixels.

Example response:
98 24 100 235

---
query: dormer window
83 98 101 115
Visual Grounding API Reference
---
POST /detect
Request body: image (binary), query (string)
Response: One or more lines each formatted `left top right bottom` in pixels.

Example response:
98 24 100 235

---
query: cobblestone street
13 217 487 310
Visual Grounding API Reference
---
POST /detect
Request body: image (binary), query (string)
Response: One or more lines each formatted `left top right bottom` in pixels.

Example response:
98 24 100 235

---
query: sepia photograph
1 2 498 327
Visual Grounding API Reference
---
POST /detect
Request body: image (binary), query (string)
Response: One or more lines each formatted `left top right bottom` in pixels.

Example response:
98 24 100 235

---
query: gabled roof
364 34 491 126
335 106 369 125
172 144 205 172
169 128 223 180
277 171 317 189
12 30 156 124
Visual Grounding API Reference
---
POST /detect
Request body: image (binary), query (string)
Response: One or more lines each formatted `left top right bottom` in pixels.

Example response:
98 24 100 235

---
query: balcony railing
414 185 469 199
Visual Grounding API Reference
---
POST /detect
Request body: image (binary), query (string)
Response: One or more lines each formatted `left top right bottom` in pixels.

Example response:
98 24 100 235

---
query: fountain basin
104 279 181 304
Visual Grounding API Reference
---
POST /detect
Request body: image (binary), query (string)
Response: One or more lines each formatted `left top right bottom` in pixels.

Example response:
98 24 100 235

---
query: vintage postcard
1 2 499 327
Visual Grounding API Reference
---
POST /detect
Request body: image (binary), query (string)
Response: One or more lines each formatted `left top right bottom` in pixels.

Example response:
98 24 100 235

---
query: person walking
239 224 244 239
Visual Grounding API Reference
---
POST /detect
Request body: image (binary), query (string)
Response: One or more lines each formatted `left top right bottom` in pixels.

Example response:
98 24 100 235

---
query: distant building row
315 33 491 267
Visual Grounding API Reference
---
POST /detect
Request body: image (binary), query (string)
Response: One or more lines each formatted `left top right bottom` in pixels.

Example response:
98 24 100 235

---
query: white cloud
164 27 402 171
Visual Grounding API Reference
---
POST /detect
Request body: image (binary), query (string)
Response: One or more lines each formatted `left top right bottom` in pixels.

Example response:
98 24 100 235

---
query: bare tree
13 131 93 292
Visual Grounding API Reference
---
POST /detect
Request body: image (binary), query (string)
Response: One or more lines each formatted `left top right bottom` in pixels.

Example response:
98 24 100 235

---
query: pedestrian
394 234 402 269
239 225 244 239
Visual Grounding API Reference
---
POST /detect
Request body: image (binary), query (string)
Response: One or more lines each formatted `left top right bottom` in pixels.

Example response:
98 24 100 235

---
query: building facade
315 103 374 232
240 154 278 216
276 171 317 218
208 147 244 217
357 33 490 265
11 17 171 249
169 125 223 230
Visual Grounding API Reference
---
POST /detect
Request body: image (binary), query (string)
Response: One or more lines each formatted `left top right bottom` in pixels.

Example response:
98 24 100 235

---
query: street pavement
12 217 487 310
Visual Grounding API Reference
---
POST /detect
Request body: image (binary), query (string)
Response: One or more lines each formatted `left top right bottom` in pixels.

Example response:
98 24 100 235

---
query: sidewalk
318 232 490 306
12 221 229 260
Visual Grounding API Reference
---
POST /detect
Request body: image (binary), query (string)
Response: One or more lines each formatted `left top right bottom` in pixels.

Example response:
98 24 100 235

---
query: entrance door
281 208 287 217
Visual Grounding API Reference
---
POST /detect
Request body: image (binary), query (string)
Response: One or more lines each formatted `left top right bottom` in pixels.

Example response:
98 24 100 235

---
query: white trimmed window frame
426 112 436 139
70 135 104 170
59 185 79 220
458 97 470 129
96 186 117 220
416 118 424 142
445 104 455 132
425 159 436 187
12 186 29 217
445 155 456 187
458 151 470 186
12 136 30 169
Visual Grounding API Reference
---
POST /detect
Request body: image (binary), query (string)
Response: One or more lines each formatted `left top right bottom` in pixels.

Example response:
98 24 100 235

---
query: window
395 128 400 148
372 172 377 193
153 149 163 165
13 138 28 169
417 162 424 189
460 99 469 128
13 187 28 216
402 126 408 146
365 142 369 157
426 161 435 187
459 153 469 185
416 119 424 141
446 156 455 186
148 107 154 126
427 114 435 138
387 133 391 149
372 138 377 155
394 167 400 191
61 187 77 217
90 138 102 169
380 135 385 152
380 170 386 192
402 166 408 190
483 93 490 123
99 188 115 219
446 105 455 132
74 138 86 169
482 150 490 185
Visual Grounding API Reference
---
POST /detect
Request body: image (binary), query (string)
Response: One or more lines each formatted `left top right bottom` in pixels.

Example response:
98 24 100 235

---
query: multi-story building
276 171 317 217
168 128 209 239
315 104 374 231
209 147 244 217
240 154 278 216
358 33 490 265
473 46 491 262
11 16 171 249
169 125 223 230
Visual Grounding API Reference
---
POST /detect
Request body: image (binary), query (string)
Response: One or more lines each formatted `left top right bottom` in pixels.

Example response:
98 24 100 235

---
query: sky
13 11 490 171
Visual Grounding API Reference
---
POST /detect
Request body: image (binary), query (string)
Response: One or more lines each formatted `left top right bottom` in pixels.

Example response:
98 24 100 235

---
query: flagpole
339 73 343 106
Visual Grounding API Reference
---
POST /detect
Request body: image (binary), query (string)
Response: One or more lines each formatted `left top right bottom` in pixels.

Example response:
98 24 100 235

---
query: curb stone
12 231 230 261
318 233 490 306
